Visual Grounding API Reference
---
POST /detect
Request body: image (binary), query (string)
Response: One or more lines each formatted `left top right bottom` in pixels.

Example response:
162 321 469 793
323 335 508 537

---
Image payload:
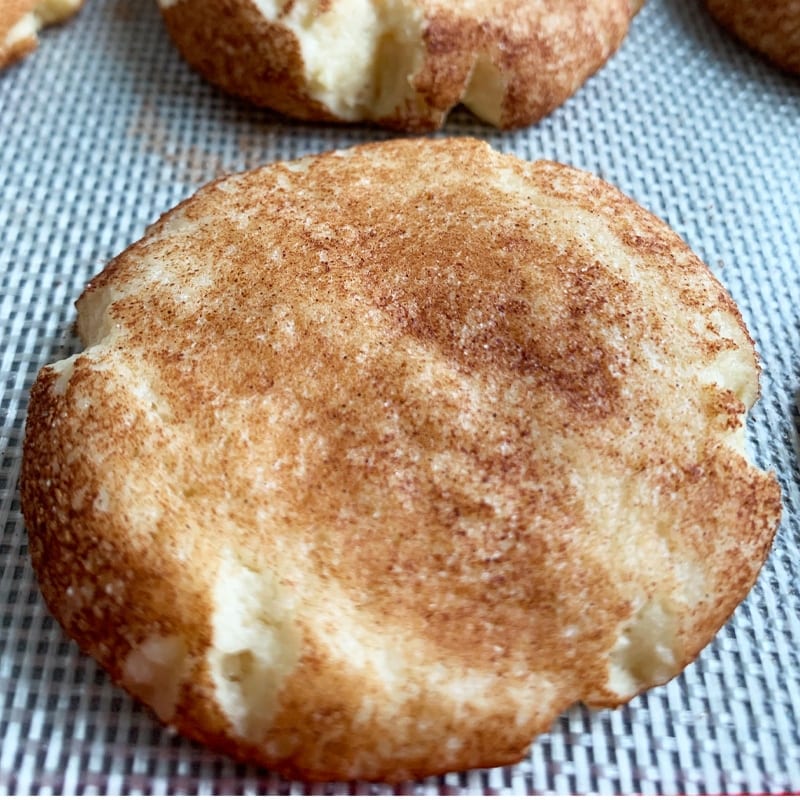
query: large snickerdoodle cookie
21 138 780 782
157 0 645 130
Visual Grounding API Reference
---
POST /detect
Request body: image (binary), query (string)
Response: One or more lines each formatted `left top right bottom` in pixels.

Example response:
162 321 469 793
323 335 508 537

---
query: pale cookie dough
0 0 84 69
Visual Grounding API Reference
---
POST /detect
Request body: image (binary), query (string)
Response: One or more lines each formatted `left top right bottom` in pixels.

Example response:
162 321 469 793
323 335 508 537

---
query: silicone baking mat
1 0 799 793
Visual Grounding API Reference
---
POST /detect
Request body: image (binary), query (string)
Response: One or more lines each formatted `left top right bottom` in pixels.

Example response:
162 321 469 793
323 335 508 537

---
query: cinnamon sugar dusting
75 137 778 667
21 138 781 781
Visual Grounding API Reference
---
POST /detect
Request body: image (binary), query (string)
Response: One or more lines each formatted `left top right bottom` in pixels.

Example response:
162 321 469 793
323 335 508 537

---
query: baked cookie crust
707 0 800 74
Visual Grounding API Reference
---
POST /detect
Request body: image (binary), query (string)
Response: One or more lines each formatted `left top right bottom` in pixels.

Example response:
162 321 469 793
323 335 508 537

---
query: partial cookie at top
21 138 780 782
157 0 645 131
707 0 800 74
0 0 84 69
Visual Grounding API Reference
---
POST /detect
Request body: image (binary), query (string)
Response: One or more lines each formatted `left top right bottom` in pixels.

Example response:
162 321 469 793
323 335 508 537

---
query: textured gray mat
1 0 799 793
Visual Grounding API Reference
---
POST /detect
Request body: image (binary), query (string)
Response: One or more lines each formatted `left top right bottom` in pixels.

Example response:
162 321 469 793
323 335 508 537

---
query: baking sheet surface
1 0 799 793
